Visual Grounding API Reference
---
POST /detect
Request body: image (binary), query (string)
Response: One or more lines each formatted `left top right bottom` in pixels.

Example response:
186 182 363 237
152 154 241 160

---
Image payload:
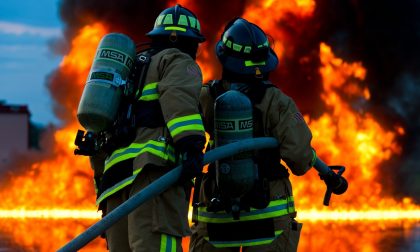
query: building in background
0 101 30 168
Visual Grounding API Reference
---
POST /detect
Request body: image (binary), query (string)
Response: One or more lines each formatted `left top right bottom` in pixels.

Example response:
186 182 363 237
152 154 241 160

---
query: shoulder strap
208 80 226 100
133 49 156 100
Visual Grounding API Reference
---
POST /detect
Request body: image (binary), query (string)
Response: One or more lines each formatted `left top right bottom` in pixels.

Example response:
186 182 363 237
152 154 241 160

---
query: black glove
176 135 205 185
320 170 348 195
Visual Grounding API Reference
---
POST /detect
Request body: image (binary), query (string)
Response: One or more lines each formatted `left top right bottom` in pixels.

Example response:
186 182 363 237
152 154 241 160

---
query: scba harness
193 80 294 247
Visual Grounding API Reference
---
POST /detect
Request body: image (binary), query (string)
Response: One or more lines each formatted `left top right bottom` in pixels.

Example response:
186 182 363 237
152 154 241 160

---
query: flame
288 42 412 213
243 0 315 59
0 23 108 251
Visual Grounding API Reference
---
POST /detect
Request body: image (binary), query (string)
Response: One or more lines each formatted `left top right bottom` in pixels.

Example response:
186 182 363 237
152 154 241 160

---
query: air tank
77 33 136 132
214 90 257 203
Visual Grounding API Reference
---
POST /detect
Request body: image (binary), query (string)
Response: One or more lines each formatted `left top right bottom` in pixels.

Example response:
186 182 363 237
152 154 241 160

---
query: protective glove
176 135 206 185
320 170 348 195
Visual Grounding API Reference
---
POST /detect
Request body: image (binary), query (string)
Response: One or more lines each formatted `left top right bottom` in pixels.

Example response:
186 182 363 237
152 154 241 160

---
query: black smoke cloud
50 0 420 200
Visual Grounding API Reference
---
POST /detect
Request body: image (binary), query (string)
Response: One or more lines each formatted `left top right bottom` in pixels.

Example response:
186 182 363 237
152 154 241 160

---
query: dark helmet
216 18 278 76
146 4 205 43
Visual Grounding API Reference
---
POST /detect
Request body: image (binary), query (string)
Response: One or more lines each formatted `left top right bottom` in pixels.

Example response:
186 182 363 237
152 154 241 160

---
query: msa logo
98 49 126 64
239 119 253 130
215 120 235 130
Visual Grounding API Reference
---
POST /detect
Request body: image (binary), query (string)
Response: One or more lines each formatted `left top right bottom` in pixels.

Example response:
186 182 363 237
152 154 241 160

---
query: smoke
48 0 420 199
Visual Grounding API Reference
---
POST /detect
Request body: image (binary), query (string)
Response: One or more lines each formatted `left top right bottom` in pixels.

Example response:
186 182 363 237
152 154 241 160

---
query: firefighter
89 4 206 252
190 18 316 252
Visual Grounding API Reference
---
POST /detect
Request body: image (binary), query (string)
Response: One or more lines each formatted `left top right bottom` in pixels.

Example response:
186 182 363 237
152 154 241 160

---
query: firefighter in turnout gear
88 5 206 252
189 18 316 252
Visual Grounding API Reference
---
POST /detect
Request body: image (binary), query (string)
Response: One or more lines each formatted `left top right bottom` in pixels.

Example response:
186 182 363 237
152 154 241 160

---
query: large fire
0 0 419 251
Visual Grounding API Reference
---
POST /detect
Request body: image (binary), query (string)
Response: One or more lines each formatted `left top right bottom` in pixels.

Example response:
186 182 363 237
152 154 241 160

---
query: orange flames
243 0 315 60
0 1 419 251
290 42 411 212
0 24 108 251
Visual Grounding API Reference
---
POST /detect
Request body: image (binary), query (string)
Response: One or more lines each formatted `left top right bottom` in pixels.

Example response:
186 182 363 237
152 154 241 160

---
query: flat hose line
57 137 331 252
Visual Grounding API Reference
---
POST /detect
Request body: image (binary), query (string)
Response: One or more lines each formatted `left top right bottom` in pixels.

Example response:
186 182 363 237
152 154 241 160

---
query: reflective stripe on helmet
163 14 174 25
154 14 201 31
197 196 295 223
232 43 242 52
164 26 187 32
178 14 188 26
188 16 197 29
244 60 266 67
155 15 165 26
167 114 205 138
222 34 270 55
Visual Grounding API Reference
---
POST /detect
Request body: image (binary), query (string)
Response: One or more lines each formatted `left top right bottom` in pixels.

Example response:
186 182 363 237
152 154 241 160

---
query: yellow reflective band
232 43 242 52
198 197 295 223
311 149 317 167
139 93 159 101
133 167 143 176
163 14 173 25
245 60 266 67
167 114 204 138
105 141 175 171
244 46 252 53
275 230 283 236
96 175 136 205
160 234 167 252
139 82 159 101
130 142 175 163
170 124 204 138
205 230 283 248
142 82 158 92
104 147 138 172
167 114 202 128
164 26 186 32
188 16 197 29
178 15 188 26
160 234 177 252
156 15 165 26
208 238 273 248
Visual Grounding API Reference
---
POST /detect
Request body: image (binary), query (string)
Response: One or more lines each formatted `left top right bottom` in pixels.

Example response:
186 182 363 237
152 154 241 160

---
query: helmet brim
146 28 206 43
215 40 278 75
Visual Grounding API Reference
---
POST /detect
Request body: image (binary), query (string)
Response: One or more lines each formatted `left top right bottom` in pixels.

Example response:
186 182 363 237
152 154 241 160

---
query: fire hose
57 137 347 252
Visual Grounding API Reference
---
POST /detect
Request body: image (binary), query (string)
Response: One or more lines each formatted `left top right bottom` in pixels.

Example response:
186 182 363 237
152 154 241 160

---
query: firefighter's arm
268 91 315 176
158 50 206 182
157 50 205 142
